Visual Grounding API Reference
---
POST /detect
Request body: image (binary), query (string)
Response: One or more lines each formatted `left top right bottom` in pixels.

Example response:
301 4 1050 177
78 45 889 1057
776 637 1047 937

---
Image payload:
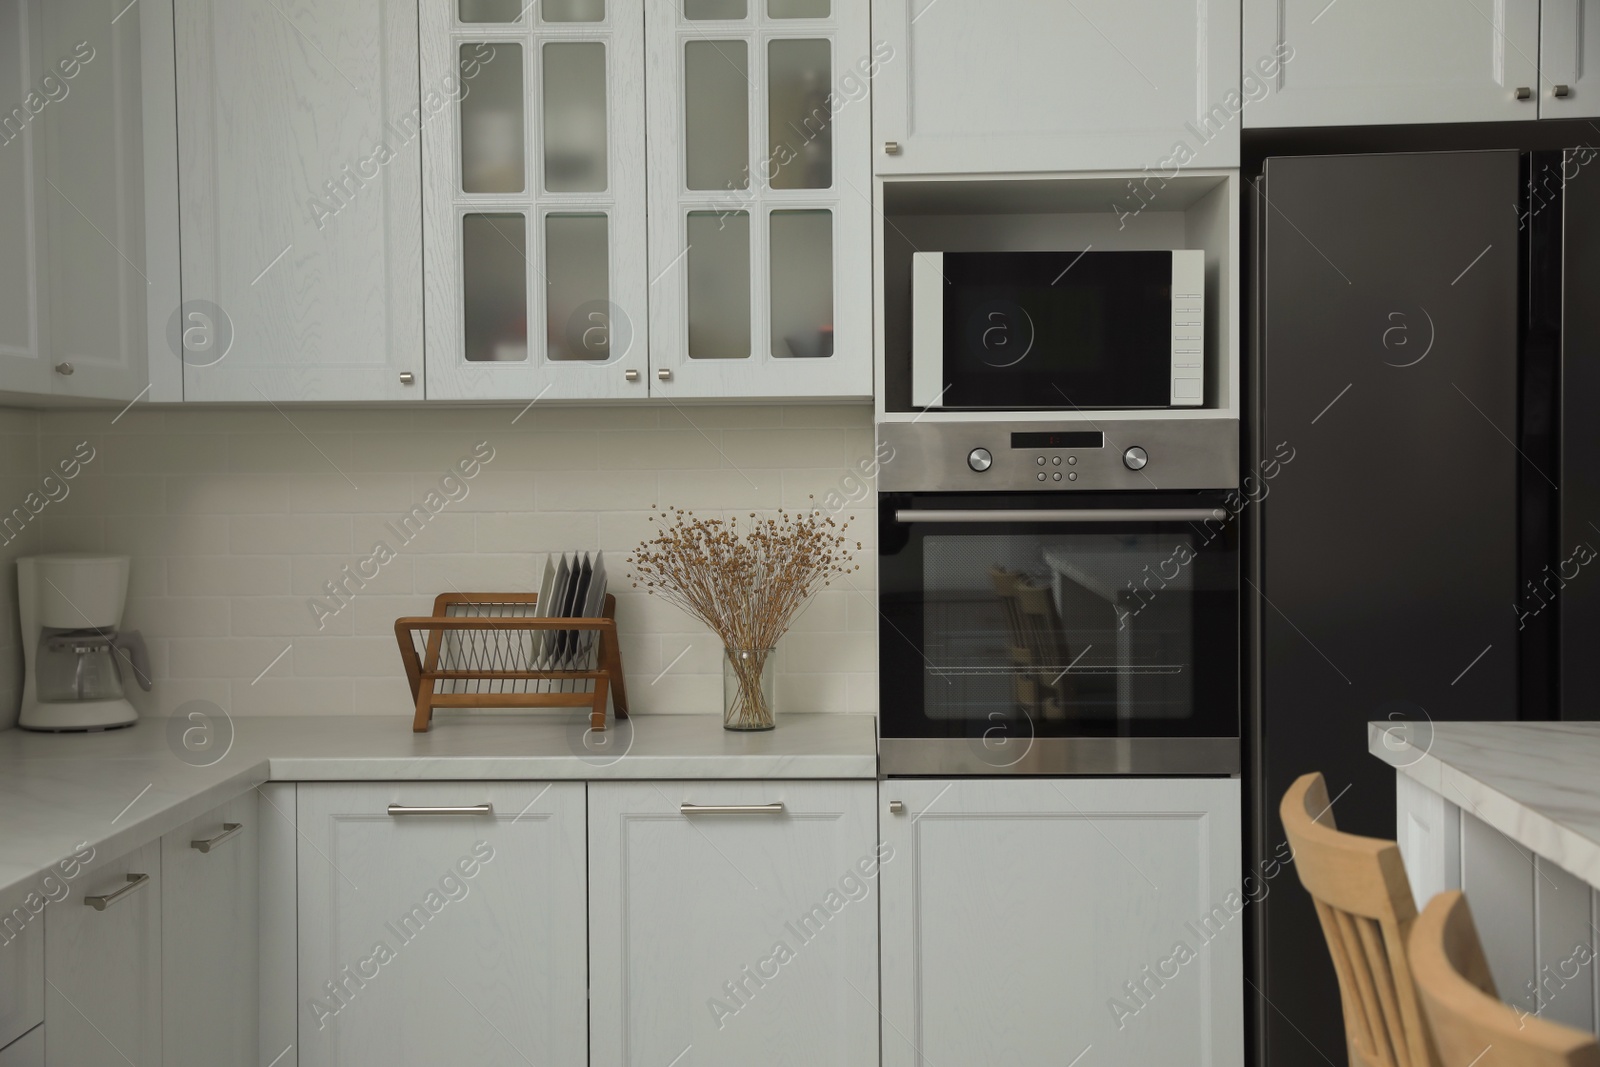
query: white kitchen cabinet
879 778 1243 1066
645 0 872 399
588 780 880 1066
872 0 1241 174
0 1027 42 1067
174 0 424 401
45 840 162 1067
296 782 587 1067
422 0 650 400
1242 0 1541 127
162 792 259 1067
0 0 180 403
1541 0 1600 119
0 884 43 1051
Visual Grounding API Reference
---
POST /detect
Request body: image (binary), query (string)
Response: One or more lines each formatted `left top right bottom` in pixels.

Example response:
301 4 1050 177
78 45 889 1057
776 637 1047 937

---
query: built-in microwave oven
911 249 1205 411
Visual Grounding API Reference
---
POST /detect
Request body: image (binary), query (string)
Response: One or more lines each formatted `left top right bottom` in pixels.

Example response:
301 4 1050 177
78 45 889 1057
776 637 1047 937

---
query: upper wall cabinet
422 0 650 401
645 0 872 399
1242 0 1543 126
175 0 424 401
1541 0 1600 119
0 0 179 403
871 0 1241 175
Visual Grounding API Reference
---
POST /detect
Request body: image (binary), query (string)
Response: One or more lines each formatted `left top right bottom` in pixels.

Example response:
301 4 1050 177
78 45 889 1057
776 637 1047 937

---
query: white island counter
1369 720 1600 1032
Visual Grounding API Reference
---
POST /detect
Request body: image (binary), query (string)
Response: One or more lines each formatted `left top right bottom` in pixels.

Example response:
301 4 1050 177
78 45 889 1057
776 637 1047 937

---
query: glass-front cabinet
645 0 870 397
422 0 649 399
422 0 868 400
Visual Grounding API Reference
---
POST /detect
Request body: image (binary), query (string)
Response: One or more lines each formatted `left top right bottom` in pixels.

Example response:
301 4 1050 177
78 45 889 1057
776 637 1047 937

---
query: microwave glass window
937 250 1178 409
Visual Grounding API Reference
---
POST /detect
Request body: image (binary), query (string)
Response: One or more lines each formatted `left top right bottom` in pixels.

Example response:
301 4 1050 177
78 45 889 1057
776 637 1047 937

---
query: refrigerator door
1253 152 1523 1065
1561 150 1600 721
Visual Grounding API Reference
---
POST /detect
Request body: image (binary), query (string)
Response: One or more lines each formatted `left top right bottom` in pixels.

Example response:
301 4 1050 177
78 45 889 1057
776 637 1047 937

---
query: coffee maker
18 554 150 731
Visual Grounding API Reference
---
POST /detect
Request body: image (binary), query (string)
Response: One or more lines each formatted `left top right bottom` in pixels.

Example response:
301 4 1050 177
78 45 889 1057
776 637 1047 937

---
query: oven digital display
1009 432 1105 449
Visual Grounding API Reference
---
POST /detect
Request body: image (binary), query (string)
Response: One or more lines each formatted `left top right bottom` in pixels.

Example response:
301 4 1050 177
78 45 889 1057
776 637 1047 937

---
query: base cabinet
878 778 1243 1066
588 780 880 1066
161 792 259 1067
295 782 587 1067
45 840 162 1067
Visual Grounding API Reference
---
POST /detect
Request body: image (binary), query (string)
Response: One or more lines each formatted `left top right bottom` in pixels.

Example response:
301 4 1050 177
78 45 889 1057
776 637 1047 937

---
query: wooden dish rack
394 592 629 733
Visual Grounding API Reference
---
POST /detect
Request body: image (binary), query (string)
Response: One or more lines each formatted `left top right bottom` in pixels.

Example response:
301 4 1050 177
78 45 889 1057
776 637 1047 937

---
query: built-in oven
876 420 1240 776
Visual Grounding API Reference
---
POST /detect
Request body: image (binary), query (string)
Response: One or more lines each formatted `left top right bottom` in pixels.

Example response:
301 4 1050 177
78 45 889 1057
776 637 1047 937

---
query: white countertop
1368 720 1600 886
0 712 878 899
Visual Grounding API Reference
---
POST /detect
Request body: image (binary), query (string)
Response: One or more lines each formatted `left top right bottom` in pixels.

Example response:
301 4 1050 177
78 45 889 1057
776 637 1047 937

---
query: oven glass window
880 496 1239 740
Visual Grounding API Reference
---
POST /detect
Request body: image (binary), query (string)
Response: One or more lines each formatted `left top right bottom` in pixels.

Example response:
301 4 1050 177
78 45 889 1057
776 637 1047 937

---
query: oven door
879 491 1240 775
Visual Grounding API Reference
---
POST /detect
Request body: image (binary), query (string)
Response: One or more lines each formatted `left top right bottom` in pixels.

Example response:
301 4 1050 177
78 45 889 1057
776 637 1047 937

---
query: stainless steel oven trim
894 508 1229 524
878 737 1240 777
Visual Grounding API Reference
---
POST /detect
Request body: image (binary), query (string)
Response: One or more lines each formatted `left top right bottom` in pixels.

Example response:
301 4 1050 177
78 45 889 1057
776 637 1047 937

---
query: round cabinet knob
967 447 993 473
1123 446 1149 471
54 362 73 376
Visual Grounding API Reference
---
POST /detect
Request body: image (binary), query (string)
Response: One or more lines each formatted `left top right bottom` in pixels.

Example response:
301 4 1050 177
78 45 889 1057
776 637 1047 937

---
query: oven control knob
1123 446 1149 471
967 447 993 472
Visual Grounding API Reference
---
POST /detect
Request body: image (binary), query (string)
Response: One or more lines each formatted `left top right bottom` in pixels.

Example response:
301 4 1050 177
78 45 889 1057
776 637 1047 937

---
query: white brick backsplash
230 514 353 556
232 597 355 637
1 403 878 725
168 556 292 596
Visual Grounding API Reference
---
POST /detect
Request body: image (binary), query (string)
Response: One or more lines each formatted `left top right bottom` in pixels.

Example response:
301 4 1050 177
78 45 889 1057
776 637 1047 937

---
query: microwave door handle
893 508 1229 524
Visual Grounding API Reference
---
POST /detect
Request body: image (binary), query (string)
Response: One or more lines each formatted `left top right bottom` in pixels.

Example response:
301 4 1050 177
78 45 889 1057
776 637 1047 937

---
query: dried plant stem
628 503 860 726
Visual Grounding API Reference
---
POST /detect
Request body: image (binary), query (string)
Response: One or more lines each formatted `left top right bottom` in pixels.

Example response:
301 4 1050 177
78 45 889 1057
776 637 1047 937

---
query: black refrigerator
1249 150 1600 1064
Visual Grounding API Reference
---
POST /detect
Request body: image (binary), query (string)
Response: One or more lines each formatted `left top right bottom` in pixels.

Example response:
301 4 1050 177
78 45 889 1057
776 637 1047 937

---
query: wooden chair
1409 890 1600 1067
1280 772 1439 1067
988 566 1072 720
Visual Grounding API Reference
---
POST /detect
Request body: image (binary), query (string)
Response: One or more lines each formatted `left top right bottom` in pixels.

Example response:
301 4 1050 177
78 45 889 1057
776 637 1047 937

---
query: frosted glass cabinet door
646 0 871 398
872 0 1240 173
422 0 649 400
175 0 423 401
1242 0 1540 127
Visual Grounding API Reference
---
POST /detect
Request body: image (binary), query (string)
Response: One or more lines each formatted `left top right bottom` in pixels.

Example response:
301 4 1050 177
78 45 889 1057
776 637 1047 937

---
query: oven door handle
893 508 1230 524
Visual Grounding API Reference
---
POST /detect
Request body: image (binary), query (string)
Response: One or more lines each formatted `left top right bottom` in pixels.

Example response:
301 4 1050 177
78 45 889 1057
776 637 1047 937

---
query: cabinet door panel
1541 0 1600 119
45 840 161 1067
421 0 649 400
589 780 880 1066
162 792 259 1067
879 778 1242 1066
873 0 1240 173
1243 0 1540 127
646 2 872 398
175 0 423 400
296 782 586 1067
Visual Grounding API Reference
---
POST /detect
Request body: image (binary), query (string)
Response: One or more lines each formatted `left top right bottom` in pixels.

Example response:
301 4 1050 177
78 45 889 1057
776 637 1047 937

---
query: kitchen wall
0 409 43 724
0 403 879 728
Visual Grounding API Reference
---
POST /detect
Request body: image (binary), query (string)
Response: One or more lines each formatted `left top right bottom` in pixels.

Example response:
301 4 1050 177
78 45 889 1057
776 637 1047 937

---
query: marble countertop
1368 720 1600 886
0 712 878 899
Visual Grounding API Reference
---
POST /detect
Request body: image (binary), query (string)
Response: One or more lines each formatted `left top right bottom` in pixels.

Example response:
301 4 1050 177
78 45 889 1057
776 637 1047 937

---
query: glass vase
723 647 775 730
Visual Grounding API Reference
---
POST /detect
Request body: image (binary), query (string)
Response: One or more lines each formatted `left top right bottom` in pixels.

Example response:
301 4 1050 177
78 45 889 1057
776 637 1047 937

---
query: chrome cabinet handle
895 508 1228 524
190 823 243 853
680 802 785 815
387 804 493 816
624 369 639 382
657 368 673 381
888 800 905 815
1555 84 1573 98
85 873 150 911
1516 86 1533 100
54 362 73 375
399 371 416 385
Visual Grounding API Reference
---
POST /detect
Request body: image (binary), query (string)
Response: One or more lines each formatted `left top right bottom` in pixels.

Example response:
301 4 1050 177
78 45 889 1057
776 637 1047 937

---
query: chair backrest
1410 891 1600 1067
1280 771 1437 1067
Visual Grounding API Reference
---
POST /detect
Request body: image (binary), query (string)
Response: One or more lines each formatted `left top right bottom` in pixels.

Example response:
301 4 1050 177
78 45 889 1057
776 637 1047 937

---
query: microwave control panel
876 420 1239 492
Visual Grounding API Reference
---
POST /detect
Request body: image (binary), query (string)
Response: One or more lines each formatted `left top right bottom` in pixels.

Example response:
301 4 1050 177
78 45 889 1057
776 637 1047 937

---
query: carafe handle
110 630 153 692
